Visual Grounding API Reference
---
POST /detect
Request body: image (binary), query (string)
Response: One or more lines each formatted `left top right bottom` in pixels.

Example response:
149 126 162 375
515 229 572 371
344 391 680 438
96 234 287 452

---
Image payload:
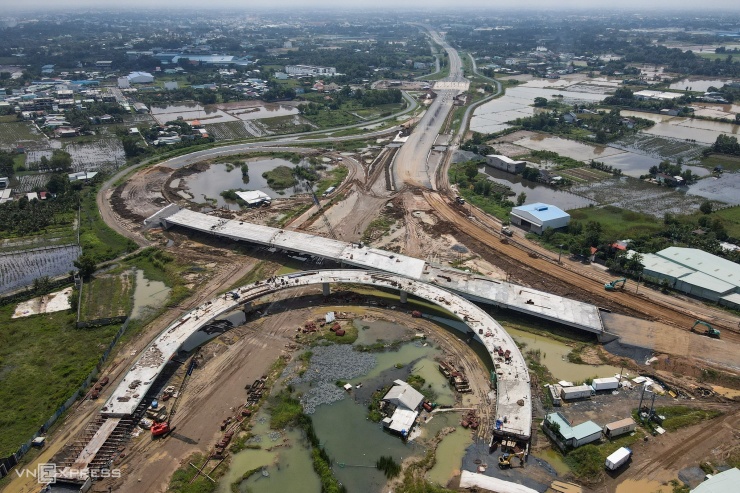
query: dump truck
605 447 631 471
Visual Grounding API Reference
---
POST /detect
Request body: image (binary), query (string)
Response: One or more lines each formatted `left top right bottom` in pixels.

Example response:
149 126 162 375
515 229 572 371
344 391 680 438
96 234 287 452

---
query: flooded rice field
150 101 300 126
570 177 719 215
471 81 611 134
620 109 739 145
685 172 740 204
0 245 81 295
130 269 170 319
179 158 310 208
512 134 623 161
150 103 237 125
480 165 595 210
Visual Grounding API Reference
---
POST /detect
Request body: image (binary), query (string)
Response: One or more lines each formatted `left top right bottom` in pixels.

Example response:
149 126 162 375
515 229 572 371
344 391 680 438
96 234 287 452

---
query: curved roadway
102 269 532 441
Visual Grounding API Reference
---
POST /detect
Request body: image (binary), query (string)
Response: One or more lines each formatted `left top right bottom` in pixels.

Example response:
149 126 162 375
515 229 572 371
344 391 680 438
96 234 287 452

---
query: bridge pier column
323 283 330 297
400 291 408 304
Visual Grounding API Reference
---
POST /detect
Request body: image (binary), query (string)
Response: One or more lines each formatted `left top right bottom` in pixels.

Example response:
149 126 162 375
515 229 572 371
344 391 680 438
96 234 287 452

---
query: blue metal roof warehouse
510 203 571 235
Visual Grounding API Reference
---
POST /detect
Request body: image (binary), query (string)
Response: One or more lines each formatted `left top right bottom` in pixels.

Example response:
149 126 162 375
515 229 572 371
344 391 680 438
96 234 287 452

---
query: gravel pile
290 345 377 414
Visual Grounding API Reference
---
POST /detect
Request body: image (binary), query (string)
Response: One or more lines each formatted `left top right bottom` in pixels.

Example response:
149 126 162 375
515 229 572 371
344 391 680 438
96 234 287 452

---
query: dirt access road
424 191 740 346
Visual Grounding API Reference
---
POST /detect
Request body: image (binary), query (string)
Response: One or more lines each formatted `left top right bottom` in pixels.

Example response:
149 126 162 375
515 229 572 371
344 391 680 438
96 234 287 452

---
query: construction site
6 33 740 493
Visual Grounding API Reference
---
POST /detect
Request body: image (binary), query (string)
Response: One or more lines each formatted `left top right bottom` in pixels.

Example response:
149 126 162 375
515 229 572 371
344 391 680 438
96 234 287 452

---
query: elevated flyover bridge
102 269 532 443
161 208 604 336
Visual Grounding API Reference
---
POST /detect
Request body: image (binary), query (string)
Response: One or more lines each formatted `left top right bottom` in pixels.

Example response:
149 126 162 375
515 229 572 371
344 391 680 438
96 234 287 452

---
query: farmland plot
612 134 706 162
63 138 125 172
0 122 49 151
25 149 54 171
205 121 256 141
16 173 52 193
558 167 612 183
571 177 714 217
0 245 81 295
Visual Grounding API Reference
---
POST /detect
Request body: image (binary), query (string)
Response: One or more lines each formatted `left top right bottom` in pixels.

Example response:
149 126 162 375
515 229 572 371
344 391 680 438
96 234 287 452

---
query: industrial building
691 467 740 493
285 65 336 76
485 154 527 173
382 380 425 436
638 247 740 307
509 203 571 234
126 71 154 84
542 412 602 450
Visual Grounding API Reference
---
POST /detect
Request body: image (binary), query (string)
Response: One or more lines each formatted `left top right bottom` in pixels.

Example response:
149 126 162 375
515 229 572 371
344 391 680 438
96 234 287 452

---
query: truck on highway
605 447 632 471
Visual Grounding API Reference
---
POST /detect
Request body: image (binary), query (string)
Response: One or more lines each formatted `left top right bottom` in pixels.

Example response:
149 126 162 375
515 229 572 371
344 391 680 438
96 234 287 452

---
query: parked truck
605 447 632 471
603 417 637 439
560 384 593 401
591 377 619 392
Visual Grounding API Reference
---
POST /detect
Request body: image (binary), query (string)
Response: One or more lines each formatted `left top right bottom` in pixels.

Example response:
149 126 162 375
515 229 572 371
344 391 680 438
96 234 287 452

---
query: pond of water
150 102 238 125
615 478 665 493
217 412 320 493
480 165 595 210
668 78 737 92
425 413 473 486
181 158 311 207
131 269 170 319
505 326 622 382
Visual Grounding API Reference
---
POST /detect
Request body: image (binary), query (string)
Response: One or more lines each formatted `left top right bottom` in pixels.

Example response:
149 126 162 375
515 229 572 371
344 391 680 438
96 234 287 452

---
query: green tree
46 174 70 195
533 97 548 107
516 192 527 206
73 254 97 280
699 201 713 214
50 150 72 171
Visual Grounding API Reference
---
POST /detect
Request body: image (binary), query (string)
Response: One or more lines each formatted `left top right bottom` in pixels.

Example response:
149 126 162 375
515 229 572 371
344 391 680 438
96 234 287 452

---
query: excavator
690 320 720 339
498 451 525 469
604 278 627 291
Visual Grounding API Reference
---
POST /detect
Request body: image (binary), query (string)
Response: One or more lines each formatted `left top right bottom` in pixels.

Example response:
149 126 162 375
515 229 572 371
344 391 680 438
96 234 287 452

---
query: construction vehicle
501 226 513 237
690 320 720 339
498 451 525 469
152 356 197 438
604 278 627 291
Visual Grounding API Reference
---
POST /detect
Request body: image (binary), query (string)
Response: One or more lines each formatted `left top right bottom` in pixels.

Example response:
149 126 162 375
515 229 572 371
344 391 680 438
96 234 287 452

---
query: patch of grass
315 164 349 195
274 202 313 228
261 165 297 189
0 303 119 457
713 205 740 238
564 445 603 480
269 389 304 429
361 216 395 242
655 405 722 431
168 452 229 493
567 205 664 239
79 187 138 262
125 248 190 308
80 270 134 319
700 153 740 172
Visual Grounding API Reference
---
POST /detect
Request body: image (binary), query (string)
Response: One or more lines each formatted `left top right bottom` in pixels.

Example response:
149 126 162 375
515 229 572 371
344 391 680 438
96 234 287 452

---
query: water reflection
479 165 595 210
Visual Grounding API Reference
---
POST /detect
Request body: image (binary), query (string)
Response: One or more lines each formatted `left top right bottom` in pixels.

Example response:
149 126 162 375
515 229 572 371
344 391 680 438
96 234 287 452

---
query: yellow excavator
498 451 525 469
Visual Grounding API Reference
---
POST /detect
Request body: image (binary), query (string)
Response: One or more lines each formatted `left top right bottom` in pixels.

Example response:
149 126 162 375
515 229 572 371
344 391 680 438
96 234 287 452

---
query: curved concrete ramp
101 269 531 440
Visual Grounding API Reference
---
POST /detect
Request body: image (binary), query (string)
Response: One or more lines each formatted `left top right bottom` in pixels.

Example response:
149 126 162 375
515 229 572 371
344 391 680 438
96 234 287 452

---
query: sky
6 0 740 12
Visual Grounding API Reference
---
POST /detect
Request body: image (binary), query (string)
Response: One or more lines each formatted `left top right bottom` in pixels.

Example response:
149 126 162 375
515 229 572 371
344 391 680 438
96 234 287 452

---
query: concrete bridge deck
161 208 603 335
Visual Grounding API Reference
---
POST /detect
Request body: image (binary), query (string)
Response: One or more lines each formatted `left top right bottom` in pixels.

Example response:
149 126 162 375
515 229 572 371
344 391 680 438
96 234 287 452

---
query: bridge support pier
400 291 408 304
323 283 330 297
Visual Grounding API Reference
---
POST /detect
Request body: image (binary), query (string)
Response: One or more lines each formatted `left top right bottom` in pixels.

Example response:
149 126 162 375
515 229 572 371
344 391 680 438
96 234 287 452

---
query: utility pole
558 244 564 264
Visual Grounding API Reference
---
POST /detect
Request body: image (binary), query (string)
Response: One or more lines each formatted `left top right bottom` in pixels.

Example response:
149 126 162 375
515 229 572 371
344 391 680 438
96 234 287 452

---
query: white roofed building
382 380 424 436
510 203 570 235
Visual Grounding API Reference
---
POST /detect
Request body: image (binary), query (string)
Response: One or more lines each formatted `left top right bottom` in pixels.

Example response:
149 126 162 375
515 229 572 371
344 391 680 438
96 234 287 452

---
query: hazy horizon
4 0 740 13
